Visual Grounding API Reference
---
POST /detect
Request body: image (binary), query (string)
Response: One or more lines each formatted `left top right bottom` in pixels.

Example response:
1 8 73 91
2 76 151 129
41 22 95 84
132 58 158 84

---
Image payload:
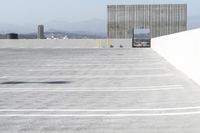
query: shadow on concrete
0 81 72 85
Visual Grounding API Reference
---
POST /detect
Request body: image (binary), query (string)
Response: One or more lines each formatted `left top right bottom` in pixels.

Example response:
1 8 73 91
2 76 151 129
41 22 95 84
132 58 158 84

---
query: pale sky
0 0 199 25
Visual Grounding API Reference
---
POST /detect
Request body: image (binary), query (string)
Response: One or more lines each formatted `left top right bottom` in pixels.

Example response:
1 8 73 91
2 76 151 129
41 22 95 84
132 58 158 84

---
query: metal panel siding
125 6 129 38
118 5 125 38
107 4 187 38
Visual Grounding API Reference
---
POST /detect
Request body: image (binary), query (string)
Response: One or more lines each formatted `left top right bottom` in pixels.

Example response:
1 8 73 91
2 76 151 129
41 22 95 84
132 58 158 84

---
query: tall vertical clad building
107 4 187 38
37 25 45 39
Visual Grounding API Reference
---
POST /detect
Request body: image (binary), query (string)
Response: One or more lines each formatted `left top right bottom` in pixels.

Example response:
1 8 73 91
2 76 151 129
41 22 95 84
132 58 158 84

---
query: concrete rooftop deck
0 48 200 132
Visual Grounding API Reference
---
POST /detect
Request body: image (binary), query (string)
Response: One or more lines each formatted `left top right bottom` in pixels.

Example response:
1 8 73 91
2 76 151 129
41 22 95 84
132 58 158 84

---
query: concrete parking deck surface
0 48 200 133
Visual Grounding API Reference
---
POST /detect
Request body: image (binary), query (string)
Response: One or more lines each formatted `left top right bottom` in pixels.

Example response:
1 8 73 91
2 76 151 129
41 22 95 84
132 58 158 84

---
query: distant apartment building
37 25 45 39
107 4 187 38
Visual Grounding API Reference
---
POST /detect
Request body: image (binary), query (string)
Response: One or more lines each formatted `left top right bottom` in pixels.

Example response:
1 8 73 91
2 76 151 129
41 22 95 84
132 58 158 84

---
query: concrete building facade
107 4 187 38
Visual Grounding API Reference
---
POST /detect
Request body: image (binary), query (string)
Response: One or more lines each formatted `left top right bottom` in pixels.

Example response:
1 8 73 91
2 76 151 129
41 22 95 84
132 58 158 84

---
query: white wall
0 39 132 49
152 28 200 86
0 39 98 48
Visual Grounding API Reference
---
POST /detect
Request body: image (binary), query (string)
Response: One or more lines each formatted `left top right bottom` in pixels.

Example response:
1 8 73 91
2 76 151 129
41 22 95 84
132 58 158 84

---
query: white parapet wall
0 39 99 48
0 39 132 49
152 28 200 86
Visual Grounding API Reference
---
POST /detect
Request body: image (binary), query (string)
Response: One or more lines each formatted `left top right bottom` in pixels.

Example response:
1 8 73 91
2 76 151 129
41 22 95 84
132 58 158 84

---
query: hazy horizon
0 0 200 34
0 16 200 34
0 0 199 24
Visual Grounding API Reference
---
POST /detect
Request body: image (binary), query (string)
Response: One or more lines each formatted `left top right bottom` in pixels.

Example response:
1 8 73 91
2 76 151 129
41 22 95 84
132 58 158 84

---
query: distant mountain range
0 19 107 36
45 19 106 35
0 16 199 35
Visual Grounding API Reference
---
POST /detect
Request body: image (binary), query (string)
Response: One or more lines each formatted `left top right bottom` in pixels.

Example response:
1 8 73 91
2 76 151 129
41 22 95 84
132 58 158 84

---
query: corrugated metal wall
107 4 187 38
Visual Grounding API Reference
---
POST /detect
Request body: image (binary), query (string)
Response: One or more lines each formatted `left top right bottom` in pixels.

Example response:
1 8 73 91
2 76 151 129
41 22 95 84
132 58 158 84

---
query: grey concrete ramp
0 48 200 133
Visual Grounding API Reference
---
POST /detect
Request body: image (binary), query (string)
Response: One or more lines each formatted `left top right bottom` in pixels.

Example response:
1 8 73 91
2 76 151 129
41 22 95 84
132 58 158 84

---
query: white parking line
0 85 183 89
0 85 184 92
0 76 7 79
1 106 200 117
44 63 163 66
26 67 168 71
0 74 174 79
0 87 183 92
1 106 200 112
0 111 200 117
